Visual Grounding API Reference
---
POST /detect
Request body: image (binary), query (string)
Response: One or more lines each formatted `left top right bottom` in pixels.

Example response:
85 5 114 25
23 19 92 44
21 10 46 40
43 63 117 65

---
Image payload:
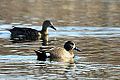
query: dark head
64 41 81 52
42 20 56 30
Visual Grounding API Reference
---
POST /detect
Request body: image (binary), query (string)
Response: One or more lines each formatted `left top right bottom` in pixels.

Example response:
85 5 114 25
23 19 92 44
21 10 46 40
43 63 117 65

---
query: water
0 25 120 80
0 0 120 80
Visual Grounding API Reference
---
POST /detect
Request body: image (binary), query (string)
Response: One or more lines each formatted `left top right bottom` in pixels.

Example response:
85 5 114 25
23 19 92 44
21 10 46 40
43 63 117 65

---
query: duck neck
41 26 48 35
69 50 74 57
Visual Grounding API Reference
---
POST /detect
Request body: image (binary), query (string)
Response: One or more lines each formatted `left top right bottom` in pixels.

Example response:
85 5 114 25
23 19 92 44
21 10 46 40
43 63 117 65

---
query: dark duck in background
8 20 56 42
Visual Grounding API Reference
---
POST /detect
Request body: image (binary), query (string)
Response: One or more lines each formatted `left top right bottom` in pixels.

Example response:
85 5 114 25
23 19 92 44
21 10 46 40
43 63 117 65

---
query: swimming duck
50 41 81 59
9 20 56 41
35 41 81 61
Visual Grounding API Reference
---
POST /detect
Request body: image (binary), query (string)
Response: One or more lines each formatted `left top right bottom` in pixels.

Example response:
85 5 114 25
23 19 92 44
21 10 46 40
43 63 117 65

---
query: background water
0 0 120 80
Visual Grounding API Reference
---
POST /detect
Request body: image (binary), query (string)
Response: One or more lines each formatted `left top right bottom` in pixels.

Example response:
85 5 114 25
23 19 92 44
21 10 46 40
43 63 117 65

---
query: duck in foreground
35 41 81 62
9 20 56 41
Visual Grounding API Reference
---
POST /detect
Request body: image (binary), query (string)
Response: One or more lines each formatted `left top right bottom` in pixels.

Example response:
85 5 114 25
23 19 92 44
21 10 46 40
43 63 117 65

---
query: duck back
50 47 74 59
9 27 39 36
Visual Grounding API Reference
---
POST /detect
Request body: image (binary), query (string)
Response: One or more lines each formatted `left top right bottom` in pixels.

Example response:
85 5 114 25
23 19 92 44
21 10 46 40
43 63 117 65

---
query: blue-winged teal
50 41 81 59
35 41 81 61
9 20 56 41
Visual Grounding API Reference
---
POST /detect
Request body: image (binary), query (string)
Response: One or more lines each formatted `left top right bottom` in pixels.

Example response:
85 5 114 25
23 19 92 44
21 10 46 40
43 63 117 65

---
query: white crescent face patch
72 42 76 49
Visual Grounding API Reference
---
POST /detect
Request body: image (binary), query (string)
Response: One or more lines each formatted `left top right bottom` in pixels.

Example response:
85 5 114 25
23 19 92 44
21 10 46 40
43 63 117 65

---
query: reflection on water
0 25 120 79
0 55 119 80
0 0 120 80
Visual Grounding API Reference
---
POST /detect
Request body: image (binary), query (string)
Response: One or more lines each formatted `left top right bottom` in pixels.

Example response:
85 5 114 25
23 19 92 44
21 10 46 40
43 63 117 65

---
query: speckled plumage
35 41 81 62
50 47 74 59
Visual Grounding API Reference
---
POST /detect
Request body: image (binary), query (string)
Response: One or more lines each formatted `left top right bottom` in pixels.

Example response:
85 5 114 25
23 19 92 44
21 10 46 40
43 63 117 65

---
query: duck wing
9 27 39 36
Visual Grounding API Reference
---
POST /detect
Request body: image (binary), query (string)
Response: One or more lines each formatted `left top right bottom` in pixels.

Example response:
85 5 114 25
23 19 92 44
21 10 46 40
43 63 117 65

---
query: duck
8 20 56 41
35 41 81 62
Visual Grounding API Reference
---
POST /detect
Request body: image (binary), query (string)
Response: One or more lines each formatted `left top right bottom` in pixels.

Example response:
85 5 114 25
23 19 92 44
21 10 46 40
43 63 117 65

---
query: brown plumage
50 41 81 59
35 41 81 62
9 20 56 41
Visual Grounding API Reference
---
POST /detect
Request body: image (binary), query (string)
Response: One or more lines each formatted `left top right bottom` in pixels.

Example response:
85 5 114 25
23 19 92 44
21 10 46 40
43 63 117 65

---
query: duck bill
50 25 56 30
74 47 81 52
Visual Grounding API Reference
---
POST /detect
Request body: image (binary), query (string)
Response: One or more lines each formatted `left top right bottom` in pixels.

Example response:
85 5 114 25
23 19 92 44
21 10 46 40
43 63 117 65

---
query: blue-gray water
0 0 120 80
0 25 120 80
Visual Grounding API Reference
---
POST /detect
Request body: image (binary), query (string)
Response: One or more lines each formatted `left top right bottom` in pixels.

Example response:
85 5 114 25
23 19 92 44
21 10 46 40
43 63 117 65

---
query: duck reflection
41 34 48 46
34 61 76 79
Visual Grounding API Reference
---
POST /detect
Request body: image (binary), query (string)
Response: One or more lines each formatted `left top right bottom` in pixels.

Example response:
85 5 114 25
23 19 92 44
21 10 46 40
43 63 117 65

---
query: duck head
64 41 81 52
42 20 56 31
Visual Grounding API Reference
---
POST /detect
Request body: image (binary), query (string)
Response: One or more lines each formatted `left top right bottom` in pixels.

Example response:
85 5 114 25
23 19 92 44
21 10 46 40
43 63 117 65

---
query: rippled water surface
0 0 120 80
0 25 120 80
